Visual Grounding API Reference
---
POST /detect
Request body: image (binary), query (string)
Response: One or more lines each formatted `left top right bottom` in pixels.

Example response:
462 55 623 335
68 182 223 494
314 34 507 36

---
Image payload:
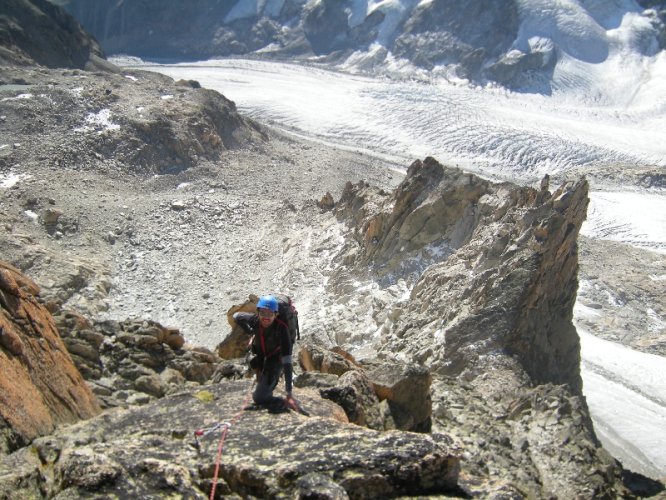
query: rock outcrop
215 295 259 359
0 261 100 453
296 342 432 432
334 157 586 394
0 380 462 499
306 157 635 497
0 58 265 176
392 0 520 77
297 341 361 376
431 378 626 498
54 310 240 409
319 369 385 430
366 362 432 432
638 0 666 50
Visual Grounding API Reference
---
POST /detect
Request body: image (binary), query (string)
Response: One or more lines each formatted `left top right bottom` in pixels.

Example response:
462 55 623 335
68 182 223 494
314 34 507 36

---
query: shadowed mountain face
52 0 664 87
52 0 521 82
54 0 665 88
0 0 104 68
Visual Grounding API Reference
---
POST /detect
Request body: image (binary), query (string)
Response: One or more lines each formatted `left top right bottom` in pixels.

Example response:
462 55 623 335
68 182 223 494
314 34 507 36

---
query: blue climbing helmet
257 295 279 312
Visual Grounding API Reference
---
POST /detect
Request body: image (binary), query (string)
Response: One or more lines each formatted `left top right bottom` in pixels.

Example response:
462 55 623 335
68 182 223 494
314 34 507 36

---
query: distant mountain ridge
54 0 665 89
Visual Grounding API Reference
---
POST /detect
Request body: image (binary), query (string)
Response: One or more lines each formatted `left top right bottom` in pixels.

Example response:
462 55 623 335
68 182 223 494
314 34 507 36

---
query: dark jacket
233 312 293 363
233 311 294 394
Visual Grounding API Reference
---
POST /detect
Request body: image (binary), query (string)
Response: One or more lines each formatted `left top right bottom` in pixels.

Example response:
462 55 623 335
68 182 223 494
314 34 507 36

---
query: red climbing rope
209 423 230 500
196 387 254 500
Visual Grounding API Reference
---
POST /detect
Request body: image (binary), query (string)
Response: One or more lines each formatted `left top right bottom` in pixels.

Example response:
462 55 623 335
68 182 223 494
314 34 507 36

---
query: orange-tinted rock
215 296 258 359
0 261 100 452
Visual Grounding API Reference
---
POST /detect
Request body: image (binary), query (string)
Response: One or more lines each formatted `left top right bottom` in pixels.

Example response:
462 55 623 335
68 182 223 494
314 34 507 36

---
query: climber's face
257 308 276 327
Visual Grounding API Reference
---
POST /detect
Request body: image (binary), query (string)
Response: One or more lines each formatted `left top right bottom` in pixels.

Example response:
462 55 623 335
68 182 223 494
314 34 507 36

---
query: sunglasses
257 309 276 318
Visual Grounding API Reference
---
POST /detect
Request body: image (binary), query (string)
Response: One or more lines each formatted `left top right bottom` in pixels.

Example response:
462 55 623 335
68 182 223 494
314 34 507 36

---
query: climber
233 295 298 411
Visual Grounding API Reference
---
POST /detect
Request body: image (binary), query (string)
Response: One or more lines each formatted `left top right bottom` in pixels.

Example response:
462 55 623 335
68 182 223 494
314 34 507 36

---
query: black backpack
273 293 300 344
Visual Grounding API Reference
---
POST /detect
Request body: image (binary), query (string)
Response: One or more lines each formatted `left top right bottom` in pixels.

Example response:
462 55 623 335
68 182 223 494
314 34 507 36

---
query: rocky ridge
336 158 586 392
272 157 654 497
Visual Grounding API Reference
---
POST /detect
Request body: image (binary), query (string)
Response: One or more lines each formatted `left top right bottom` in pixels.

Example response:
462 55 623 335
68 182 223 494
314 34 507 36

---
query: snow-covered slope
579 327 666 478
123 57 666 204
583 191 666 250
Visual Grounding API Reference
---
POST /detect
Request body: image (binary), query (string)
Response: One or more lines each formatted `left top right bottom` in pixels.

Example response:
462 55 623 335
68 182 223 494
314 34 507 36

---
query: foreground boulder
0 262 100 453
367 362 432 432
319 369 385 430
0 380 462 499
297 341 360 376
297 342 432 432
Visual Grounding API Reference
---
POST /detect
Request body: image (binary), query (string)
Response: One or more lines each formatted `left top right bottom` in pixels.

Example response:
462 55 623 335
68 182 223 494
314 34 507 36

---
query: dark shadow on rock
622 469 665 498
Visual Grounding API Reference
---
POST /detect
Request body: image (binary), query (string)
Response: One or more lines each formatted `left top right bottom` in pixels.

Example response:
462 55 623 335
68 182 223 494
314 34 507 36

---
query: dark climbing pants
253 361 283 406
